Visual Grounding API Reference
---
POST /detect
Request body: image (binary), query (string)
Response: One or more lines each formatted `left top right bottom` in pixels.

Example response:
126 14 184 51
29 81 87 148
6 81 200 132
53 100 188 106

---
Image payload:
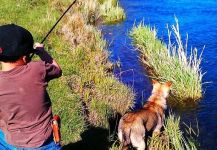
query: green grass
148 113 198 150
78 0 126 25
100 0 126 24
130 19 203 105
0 0 134 146
59 1 134 127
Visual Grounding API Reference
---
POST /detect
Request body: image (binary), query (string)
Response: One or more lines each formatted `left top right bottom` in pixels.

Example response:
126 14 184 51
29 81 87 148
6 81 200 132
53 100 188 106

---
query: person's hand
34 43 44 50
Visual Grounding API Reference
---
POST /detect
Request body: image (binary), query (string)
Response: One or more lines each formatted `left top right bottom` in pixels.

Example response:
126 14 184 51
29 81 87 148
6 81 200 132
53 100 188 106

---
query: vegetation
148 114 198 150
110 113 199 150
0 0 199 149
0 0 134 146
130 19 203 104
100 0 126 24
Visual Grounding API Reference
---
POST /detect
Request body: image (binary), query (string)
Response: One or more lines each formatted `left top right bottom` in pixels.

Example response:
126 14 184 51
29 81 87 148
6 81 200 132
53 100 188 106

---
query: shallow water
102 0 217 149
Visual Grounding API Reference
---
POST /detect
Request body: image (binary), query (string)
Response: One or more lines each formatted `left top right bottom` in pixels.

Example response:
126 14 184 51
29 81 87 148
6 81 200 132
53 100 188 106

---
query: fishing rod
30 0 77 58
41 0 77 43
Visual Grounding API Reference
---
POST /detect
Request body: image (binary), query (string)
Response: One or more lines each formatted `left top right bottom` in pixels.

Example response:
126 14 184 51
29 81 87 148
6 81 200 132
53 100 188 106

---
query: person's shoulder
27 61 46 72
28 60 45 67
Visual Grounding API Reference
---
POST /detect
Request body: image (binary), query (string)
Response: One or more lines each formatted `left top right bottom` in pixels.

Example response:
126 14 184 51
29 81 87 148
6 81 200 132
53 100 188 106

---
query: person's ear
23 55 31 63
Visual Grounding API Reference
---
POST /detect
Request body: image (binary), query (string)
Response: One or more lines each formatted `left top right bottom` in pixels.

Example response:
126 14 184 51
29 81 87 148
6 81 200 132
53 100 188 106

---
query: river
102 0 217 149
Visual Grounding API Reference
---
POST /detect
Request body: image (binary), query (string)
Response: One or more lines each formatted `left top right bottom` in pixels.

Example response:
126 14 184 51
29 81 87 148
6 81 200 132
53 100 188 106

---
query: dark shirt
0 61 62 148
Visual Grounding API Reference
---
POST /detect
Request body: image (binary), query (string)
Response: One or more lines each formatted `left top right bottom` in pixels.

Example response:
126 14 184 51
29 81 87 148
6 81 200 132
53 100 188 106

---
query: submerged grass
130 19 203 104
0 0 134 146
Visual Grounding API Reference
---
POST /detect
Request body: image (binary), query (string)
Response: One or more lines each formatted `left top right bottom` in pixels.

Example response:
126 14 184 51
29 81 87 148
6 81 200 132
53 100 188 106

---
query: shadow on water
62 113 122 150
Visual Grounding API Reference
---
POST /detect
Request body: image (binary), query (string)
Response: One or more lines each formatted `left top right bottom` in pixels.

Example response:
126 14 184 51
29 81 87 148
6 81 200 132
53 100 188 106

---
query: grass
100 0 126 24
81 0 126 25
110 113 199 150
148 113 198 150
59 0 134 127
130 19 203 105
0 0 134 146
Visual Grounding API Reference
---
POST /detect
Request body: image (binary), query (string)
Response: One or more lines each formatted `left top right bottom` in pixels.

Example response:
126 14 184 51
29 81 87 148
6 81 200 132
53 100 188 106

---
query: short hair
0 55 22 63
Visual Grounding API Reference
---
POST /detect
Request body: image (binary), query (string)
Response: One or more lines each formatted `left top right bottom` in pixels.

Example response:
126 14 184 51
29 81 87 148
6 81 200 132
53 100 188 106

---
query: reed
130 19 203 104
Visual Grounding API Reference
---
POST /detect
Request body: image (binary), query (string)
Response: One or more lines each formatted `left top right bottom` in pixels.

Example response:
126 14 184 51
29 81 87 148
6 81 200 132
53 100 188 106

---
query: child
0 24 62 149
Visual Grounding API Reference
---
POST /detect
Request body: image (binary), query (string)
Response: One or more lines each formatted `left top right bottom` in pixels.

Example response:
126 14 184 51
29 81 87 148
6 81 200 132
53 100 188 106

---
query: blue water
102 0 217 149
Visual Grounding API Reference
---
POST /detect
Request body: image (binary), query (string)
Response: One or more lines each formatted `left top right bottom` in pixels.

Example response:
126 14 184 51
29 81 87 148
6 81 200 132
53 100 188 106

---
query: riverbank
0 0 134 146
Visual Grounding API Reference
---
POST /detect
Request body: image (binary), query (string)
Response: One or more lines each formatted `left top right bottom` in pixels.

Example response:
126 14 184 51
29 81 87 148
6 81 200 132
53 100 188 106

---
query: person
0 24 62 149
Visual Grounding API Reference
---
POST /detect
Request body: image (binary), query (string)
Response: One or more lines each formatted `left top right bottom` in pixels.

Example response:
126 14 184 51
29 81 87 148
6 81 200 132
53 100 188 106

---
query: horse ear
152 79 158 85
165 81 172 87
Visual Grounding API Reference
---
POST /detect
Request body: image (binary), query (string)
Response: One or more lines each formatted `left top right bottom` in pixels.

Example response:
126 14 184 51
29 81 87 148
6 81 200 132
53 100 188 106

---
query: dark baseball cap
0 24 34 61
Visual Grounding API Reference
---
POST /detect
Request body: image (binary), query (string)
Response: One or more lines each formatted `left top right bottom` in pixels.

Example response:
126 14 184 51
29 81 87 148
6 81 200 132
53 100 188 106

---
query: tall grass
71 0 126 25
100 0 126 24
130 19 203 104
0 0 134 145
148 113 198 150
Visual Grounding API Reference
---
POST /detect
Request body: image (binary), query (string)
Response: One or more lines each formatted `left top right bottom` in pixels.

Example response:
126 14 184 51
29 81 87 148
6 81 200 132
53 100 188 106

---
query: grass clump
130 18 203 104
77 0 126 25
100 0 126 24
0 0 134 146
148 113 198 150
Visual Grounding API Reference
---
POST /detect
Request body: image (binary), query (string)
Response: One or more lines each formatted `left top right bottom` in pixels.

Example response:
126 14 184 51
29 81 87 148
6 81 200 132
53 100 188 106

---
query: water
102 0 217 149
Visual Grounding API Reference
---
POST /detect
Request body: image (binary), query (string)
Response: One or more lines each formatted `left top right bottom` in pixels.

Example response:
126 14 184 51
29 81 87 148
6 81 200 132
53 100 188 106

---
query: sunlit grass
148 113 198 150
0 0 134 145
130 19 203 104
100 0 126 24
60 4 134 127
70 0 126 25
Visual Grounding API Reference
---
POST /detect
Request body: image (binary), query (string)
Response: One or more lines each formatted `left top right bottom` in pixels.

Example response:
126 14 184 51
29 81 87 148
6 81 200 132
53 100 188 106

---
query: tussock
130 19 203 104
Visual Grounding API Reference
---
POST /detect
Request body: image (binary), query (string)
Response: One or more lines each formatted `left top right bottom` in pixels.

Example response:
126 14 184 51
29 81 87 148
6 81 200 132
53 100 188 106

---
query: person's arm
34 43 62 80
34 43 61 71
